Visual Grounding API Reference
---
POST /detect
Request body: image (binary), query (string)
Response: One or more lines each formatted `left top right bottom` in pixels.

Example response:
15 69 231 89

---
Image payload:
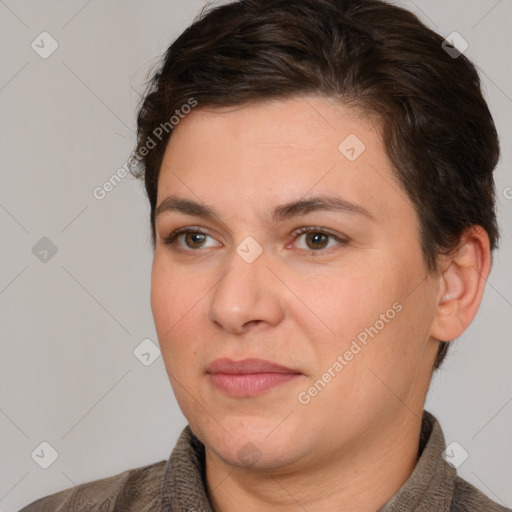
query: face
151 95 441 472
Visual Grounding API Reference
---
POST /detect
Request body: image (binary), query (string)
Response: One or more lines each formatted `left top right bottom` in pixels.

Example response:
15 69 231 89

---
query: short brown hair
131 0 500 369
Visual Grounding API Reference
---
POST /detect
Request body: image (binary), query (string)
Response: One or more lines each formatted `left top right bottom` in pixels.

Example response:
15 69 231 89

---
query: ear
430 226 492 342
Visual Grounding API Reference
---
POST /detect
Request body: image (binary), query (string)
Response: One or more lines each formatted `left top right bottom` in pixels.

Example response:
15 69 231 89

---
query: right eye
162 227 221 252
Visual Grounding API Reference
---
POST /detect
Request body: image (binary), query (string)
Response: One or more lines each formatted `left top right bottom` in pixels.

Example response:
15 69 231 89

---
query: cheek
307 268 391 337
150 261 208 406
150 258 203 351
311 258 426 364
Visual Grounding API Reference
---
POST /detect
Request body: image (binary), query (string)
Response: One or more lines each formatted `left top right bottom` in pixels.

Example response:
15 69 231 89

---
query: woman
19 0 510 510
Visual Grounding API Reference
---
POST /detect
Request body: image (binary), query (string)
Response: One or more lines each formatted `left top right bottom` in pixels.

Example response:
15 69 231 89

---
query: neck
205 411 423 512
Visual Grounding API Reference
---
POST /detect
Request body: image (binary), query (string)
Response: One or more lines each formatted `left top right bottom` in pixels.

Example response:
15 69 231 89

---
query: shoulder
18 460 167 512
451 475 511 512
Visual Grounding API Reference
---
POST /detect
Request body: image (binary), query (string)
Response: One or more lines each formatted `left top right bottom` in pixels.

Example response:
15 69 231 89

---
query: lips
206 357 300 374
206 358 302 397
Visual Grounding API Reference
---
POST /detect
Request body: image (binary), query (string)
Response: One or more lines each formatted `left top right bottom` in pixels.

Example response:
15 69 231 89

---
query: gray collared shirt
19 410 510 511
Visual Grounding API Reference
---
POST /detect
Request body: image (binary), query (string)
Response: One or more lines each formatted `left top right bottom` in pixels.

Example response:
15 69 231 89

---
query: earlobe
430 226 491 342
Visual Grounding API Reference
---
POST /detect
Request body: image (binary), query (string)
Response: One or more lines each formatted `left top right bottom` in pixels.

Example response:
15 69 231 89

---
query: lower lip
208 372 301 397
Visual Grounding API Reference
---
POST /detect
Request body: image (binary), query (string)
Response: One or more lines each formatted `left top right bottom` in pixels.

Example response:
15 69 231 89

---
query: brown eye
162 228 218 251
293 227 347 253
184 232 208 249
304 232 329 250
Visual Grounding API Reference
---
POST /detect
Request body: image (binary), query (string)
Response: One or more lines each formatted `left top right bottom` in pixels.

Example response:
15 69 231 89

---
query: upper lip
206 358 301 374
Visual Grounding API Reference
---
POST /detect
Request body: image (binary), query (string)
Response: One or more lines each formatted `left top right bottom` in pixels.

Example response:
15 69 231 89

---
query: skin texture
150 95 491 512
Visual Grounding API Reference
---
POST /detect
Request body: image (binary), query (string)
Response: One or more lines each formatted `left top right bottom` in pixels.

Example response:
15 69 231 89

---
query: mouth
206 358 303 397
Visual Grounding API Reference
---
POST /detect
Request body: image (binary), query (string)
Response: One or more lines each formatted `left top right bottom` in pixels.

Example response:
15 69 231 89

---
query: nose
207 245 285 334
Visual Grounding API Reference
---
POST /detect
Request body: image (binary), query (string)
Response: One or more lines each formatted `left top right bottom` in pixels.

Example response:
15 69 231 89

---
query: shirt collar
378 410 456 511
160 410 456 512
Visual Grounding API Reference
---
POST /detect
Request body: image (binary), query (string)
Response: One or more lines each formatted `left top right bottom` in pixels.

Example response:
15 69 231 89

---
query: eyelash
161 226 348 255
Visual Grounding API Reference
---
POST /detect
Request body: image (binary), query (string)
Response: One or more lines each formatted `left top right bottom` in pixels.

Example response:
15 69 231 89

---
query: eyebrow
154 194 374 223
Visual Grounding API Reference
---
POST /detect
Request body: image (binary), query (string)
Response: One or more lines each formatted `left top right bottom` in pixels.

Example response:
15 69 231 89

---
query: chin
193 414 300 469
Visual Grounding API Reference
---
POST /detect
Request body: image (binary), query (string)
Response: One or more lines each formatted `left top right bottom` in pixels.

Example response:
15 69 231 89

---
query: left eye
293 227 346 251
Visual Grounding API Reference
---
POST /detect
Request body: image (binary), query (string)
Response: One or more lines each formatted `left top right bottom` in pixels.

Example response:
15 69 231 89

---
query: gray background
0 1 510 510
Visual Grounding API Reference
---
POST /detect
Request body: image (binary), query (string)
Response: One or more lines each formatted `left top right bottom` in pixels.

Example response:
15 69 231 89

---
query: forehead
165 96 374 156
156 95 414 225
